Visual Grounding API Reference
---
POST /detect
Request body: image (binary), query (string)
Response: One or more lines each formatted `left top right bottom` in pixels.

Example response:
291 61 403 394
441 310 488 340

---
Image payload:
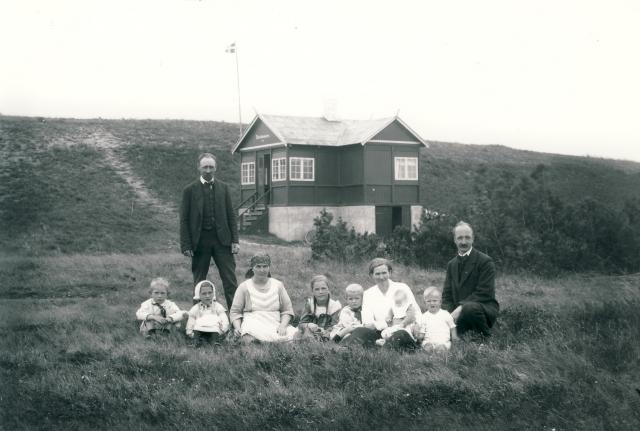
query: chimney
323 99 339 122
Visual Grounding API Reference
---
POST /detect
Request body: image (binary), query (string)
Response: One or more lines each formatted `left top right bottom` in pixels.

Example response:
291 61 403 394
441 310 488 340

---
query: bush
310 165 640 275
310 209 382 263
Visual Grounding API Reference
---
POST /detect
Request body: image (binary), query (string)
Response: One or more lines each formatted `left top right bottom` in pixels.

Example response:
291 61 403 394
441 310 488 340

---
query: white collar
458 247 473 257
200 176 215 184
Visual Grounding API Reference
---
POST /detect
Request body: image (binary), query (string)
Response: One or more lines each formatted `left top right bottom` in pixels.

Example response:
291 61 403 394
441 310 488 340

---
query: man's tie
458 255 467 283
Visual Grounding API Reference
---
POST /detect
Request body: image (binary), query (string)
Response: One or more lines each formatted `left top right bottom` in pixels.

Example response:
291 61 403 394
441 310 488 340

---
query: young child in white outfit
136 277 187 337
376 289 419 346
330 284 364 342
414 286 458 351
186 280 229 346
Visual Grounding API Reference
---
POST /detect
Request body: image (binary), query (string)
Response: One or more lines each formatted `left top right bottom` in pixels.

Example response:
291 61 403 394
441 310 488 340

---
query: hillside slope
2 115 639 255
421 141 640 212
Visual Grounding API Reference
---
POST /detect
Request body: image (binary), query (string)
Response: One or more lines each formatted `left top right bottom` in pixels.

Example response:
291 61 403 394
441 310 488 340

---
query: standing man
442 221 499 337
180 153 239 308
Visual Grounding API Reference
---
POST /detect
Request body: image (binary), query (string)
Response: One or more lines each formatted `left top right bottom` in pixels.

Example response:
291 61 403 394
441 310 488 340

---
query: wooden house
232 113 428 241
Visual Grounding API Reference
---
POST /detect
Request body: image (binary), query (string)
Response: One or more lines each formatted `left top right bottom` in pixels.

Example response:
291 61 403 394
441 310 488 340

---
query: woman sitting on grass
297 275 342 341
343 258 421 349
230 253 298 343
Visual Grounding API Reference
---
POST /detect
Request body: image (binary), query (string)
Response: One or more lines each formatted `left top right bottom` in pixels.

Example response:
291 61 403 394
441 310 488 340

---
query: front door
256 152 271 204
375 206 393 237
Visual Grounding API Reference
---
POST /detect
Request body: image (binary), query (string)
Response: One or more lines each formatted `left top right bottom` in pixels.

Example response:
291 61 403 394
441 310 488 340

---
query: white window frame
271 157 287 182
289 157 315 181
241 162 255 185
394 157 418 180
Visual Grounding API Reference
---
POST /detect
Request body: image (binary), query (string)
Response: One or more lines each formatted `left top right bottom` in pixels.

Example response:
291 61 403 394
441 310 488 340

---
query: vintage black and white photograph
1 0 639 429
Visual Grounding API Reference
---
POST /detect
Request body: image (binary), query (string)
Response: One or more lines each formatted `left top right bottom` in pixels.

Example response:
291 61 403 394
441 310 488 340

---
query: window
241 162 255 185
272 158 286 181
290 157 314 181
394 157 418 180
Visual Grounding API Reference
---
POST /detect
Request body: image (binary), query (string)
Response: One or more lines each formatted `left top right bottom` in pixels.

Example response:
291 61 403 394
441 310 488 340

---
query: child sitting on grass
186 280 229 347
330 284 364 342
414 286 458 351
376 289 419 346
297 275 342 341
136 277 187 337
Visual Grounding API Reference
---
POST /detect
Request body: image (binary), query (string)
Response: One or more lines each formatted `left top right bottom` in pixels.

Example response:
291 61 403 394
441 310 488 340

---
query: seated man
442 221 499 337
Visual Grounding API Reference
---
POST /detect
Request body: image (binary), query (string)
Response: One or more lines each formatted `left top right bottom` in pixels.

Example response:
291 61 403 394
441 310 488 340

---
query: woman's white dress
241 279 297 342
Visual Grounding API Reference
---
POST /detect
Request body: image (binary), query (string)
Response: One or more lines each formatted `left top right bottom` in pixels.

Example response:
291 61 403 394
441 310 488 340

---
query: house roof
232 113 428 153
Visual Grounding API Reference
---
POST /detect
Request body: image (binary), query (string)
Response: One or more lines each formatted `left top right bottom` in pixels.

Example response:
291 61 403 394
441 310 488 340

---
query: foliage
310 209 381 263
462 164 640 274
311 165 640 275
421 142 640 213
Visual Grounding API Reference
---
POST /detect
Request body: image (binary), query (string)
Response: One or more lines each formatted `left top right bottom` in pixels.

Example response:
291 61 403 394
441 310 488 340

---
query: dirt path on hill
85 128 177 217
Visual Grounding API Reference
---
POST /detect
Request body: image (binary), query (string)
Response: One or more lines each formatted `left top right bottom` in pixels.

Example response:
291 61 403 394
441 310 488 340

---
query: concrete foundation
269 206 376 241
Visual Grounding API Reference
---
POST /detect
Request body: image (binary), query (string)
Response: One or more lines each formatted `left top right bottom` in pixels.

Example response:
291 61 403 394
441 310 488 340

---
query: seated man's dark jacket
180 179 238 253
442 248 499 324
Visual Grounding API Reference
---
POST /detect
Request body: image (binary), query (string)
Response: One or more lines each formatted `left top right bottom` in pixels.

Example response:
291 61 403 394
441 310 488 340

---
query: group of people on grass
135 153 500 351
137 222 499 352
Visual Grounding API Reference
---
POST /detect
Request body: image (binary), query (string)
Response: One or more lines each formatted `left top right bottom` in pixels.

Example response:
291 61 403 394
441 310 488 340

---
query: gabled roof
232 113 428 153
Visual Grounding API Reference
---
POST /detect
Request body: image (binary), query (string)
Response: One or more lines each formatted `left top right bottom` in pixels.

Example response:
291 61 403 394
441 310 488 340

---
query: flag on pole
225 42 236 53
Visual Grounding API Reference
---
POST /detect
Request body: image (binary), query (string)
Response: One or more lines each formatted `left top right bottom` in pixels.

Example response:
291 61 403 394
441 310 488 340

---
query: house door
376 206 406 237
375 206 393 237
256 152 271 204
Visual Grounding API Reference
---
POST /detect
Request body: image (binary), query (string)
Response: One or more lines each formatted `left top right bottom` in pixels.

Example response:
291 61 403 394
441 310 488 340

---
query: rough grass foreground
1 248 640 430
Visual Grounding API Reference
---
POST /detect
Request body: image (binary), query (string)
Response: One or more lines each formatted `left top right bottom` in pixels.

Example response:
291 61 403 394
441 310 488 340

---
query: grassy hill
421 141 640 213
3 114 639 256
0 117 178 257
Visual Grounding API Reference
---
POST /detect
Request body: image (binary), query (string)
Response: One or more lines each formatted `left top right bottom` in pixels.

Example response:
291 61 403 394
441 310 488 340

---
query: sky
2 0 639 162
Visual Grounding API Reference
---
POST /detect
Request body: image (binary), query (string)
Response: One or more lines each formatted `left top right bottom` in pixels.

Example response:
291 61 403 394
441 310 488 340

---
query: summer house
232 113 428 241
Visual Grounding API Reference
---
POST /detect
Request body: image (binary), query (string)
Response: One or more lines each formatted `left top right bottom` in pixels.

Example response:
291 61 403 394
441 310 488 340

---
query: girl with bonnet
229 253 298 343
186 280 229 346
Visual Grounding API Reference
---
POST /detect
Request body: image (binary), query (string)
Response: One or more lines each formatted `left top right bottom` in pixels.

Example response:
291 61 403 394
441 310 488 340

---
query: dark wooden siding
340 145 363 185
372 120 420 142
241 141 421 207
366 185 392 203
364 146 392 184
362 144 421 205
270 185 287 205
341 186 363 205
239 120 281 149
316 148 339 186
394 185 419 203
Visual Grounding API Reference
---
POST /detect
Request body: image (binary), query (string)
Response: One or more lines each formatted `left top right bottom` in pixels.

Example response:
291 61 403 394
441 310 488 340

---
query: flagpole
234 45 242 138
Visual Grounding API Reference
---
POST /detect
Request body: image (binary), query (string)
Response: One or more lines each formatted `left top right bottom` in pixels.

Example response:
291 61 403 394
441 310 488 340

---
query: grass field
1 248 640 430
1 115 640 429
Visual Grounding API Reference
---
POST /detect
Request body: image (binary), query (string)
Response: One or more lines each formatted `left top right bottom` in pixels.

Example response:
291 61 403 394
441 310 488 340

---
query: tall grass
1 247 639 430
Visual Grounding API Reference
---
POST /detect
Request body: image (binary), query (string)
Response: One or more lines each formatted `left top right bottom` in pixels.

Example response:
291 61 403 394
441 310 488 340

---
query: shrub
310 209 382 263
310 165 640 275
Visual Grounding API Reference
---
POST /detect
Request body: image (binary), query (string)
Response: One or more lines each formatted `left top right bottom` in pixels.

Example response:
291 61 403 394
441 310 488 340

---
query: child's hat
193 280 216 300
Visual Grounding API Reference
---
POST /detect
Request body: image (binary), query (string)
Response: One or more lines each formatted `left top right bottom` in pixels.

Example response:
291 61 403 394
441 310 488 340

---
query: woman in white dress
230 253 298 343
344 257 421 349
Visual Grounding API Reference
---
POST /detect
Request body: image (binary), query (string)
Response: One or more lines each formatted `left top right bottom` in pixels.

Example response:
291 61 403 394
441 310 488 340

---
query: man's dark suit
442 248 499 336
180 178 238 308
